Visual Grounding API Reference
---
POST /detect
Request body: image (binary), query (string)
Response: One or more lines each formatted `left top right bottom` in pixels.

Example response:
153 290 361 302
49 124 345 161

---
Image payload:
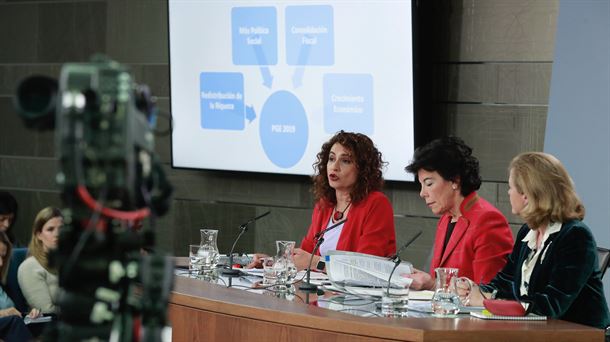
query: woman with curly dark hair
404 136 513 290
247 131 396 271
291 131 396 271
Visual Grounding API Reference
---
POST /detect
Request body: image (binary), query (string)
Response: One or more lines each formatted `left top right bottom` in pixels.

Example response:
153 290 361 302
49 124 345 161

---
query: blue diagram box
232 7 278 65
323 74 374 134
285 5 334 66
200 72 245 130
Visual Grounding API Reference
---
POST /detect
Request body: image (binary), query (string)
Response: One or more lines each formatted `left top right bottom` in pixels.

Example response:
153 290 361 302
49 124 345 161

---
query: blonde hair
28 207 62 274
0 231 12 284
509 152 585 229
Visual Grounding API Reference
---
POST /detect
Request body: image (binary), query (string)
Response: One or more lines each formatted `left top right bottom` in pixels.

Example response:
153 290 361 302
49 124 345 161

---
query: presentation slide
168 0 414 181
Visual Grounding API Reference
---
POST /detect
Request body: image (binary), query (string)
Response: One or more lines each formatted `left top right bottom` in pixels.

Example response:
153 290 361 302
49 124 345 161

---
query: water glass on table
380 287 410 317
189 244 204 275
262 257 289 288
431 267 461 317
262 257 278 285
189 244 219 276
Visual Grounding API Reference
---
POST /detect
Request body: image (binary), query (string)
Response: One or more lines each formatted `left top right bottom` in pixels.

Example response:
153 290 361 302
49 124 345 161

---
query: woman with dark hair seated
0 231 40 340
249 131 396 271
404 136 514 290
0 192 19 246
458 152 610 330
293 130 396 271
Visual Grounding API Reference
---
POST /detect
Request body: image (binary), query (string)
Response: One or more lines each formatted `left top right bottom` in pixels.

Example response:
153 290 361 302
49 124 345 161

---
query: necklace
333 202 351 221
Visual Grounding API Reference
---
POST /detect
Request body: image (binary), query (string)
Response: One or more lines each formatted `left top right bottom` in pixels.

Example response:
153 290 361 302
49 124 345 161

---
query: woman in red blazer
404 137 514 289
248 131 396 271
293 131 396 271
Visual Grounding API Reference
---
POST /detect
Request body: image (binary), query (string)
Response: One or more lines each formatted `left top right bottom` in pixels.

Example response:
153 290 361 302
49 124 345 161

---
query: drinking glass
198 229 219 272
431 267 461 317
189 244 203 274
262 257 278 285
276 240 297 282
272 256 289 286
380 287 410 317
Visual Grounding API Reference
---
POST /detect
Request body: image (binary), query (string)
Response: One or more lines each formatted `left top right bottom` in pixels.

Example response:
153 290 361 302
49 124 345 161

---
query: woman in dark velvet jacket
459 152 610 330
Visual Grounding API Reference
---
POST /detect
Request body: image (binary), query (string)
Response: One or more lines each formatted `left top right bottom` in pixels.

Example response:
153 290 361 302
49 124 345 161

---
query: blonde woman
18 207 62 314
459 152 610 329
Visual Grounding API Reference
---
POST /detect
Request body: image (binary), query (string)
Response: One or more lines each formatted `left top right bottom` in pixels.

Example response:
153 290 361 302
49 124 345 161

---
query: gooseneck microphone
222 211 271 281
386 231 422 296
388 231 422 262
299 218 348 295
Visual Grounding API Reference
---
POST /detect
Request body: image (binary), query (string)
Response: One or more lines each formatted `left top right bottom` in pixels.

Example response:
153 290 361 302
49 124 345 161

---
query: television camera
14 55 173 341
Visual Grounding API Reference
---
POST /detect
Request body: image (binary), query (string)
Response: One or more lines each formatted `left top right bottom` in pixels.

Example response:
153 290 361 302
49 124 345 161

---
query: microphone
314 218 347 239
299 218 347 295
385 231 422 297
240 211 271 230
387 230 422 262
222 211 271 280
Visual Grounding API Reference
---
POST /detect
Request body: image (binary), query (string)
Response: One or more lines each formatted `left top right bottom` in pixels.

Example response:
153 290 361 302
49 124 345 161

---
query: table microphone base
221 267 242 277
299 282 318 293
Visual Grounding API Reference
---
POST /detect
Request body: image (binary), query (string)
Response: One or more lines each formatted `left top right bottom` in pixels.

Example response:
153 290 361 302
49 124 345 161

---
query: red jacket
430 192 514 284
300 191 396 257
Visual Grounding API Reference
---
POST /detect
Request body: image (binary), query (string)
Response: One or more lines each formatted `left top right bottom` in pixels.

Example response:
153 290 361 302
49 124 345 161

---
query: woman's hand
27 308 42 318
459 282 485 307
0 307 22 317
402 267 435 290
455 278 488 307
293 248 319 271
245 253 269 269
455 277 475 306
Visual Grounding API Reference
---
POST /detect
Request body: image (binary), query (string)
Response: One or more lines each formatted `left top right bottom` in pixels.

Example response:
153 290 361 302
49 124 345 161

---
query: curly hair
311 131 386 206
405 136 481 196
509 152 585 229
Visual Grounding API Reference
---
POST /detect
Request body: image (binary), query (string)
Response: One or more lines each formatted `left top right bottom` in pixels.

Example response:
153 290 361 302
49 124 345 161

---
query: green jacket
482 219 610 329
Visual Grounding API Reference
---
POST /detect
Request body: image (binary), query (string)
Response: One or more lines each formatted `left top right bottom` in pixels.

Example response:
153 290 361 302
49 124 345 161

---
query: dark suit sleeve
481 225 528 299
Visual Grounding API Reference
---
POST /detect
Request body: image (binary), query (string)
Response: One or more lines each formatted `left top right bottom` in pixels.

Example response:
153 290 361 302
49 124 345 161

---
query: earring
452 184 457 190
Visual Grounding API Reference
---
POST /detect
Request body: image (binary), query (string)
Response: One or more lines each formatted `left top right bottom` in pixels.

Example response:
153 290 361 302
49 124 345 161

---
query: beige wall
0 0 558 269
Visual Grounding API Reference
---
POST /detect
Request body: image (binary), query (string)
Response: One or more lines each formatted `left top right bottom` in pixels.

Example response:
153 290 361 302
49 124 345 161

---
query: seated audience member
404 136 514 289
18 207 62 314
0 231 40 340
249 131 396 271
0 192 19 245
458 152 610 329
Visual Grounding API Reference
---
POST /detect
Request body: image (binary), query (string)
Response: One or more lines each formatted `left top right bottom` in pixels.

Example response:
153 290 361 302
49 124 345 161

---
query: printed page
326 250 412 288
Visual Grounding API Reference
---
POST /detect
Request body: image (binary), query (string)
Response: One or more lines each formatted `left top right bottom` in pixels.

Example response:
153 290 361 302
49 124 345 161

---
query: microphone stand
299 218 347 302
222 211 271 287
385 231 422 298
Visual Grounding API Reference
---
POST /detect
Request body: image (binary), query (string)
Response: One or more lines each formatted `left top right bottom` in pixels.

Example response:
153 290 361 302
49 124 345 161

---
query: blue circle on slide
259 91 308 168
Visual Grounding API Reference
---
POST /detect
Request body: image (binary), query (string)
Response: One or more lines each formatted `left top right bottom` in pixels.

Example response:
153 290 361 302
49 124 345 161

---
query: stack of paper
325 250 413 294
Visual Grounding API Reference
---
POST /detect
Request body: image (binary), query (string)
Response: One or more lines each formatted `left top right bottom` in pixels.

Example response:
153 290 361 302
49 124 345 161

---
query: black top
442 221 457 256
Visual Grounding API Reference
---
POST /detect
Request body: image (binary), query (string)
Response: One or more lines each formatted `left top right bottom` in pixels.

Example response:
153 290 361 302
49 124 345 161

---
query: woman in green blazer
460 152 610 330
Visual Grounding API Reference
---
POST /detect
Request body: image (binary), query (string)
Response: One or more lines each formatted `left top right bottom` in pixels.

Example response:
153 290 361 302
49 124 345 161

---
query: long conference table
168 274 605 342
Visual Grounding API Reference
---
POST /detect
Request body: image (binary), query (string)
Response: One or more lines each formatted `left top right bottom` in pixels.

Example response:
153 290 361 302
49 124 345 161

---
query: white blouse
520 222 562 299
319 217 345 257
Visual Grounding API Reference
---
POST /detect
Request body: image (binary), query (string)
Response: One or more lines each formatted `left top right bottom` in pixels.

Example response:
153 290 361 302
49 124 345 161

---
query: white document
24 315 53 325
326 250 413 289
